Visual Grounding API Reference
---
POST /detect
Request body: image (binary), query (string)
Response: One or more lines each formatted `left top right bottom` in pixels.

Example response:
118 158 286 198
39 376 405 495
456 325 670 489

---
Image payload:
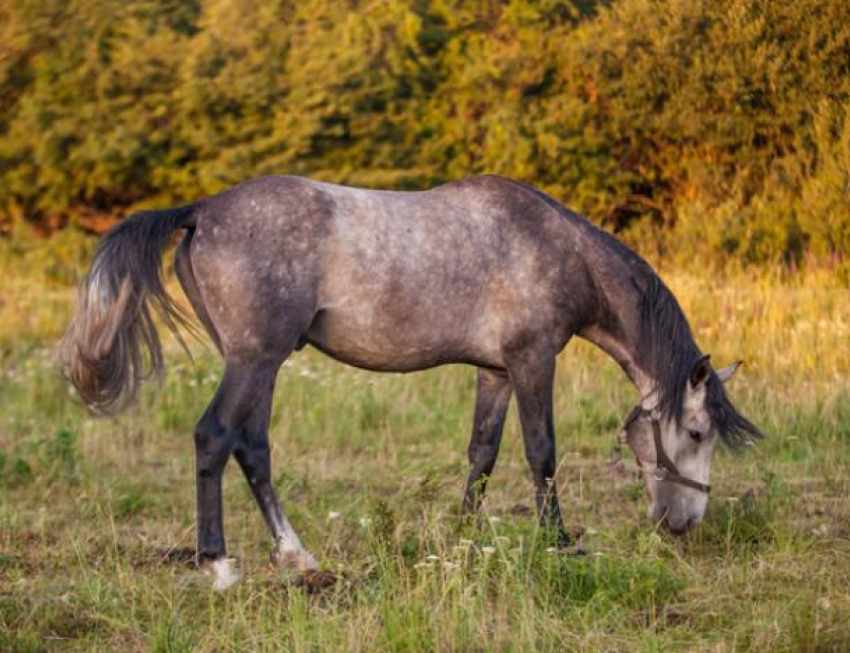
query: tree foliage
1 0 848 265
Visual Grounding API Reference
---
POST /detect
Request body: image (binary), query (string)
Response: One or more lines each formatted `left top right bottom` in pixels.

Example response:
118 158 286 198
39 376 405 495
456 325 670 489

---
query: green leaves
0 0 848 266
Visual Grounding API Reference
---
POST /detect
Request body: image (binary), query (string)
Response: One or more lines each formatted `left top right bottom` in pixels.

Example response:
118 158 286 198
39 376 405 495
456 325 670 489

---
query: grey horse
62 175 761 588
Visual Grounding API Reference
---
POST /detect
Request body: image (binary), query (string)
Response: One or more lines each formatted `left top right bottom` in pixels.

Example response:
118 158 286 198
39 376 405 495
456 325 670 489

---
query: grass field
1 248 849 650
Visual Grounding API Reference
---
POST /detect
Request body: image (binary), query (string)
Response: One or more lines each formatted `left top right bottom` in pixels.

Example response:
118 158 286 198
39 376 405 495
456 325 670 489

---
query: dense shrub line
0 0 848 266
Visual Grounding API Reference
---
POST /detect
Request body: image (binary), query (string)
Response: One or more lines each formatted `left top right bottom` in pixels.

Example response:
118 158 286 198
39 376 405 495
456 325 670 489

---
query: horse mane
484 174 762 448
638 275 762 448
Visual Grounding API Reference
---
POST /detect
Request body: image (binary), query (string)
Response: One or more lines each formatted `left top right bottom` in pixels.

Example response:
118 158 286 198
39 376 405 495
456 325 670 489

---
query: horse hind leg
462 367 512 514
193 373 240 587
195 355 317 590
228 362 317 573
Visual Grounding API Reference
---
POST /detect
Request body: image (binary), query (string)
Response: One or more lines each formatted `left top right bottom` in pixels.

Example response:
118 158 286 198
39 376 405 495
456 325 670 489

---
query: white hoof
208 557 241 591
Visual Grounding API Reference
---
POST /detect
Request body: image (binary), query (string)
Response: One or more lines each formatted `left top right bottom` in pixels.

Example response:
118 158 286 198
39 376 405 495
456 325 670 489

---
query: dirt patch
645 603 692 629
295 569 340 594
152 546 197 568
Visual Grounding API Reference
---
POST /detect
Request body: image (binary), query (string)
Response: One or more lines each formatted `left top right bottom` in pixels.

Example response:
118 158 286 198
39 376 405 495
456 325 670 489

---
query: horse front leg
505 348 572 549
462 367 512 514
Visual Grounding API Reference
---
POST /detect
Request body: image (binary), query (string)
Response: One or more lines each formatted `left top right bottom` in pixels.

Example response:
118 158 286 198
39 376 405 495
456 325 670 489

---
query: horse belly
303 300 504 372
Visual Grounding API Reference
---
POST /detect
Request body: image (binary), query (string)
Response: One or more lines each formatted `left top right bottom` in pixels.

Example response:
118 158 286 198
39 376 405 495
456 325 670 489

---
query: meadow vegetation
2 0 850 269
0 233 849 650
1 0 850 649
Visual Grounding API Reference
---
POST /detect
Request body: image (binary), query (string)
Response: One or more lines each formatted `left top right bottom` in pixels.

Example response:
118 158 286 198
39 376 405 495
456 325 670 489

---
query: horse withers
61 175 761 588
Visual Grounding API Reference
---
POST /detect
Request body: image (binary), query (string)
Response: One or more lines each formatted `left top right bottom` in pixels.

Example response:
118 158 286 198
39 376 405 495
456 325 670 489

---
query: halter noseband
622 407 711 494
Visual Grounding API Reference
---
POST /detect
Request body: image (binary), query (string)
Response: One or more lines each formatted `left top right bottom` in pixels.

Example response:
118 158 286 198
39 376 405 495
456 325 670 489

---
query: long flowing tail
61 205 198 414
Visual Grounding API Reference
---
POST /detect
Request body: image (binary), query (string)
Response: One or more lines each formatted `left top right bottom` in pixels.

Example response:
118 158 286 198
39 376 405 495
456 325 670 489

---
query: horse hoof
295 569 338 593
200 557 241 591
270 547 318 573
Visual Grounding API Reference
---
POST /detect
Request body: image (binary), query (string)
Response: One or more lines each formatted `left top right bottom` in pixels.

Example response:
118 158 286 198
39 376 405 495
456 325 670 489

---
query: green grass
1 261 849 650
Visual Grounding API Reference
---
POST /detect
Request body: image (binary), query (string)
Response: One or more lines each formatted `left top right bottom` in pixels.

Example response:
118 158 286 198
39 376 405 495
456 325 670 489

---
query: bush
1 0 848 267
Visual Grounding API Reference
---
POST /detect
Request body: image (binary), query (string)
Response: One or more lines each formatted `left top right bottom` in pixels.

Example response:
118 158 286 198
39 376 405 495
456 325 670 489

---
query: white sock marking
211 558 241 591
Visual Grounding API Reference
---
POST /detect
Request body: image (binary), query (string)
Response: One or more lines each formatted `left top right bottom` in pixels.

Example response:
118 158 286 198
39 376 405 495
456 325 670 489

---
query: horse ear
716 359 743 384
689 354 712 388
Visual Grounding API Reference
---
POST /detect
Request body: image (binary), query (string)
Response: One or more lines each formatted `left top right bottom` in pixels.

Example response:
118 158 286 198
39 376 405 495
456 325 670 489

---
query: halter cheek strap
649 416 711 494
628 407 711 495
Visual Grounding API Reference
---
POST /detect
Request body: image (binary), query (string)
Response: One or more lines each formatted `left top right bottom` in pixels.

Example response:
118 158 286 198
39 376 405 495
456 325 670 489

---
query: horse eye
689 431 702 442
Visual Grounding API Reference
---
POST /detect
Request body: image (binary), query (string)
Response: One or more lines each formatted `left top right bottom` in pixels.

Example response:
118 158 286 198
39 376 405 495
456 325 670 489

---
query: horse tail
61 205 198 414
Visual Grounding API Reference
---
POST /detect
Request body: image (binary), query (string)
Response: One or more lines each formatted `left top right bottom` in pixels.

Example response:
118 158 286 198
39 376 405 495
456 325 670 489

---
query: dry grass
1 240 849 650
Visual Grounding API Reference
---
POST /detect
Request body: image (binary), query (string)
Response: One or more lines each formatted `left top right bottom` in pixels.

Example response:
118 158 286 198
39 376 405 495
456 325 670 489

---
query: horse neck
580 322 657 405
578 272 659 405
580 261 703 416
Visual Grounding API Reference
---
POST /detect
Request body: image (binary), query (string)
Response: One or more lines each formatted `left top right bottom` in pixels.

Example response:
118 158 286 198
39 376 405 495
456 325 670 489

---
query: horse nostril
687 516 700 531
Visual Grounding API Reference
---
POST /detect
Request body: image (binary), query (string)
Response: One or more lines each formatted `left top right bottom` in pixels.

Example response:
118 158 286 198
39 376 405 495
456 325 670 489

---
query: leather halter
622 407 711 494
